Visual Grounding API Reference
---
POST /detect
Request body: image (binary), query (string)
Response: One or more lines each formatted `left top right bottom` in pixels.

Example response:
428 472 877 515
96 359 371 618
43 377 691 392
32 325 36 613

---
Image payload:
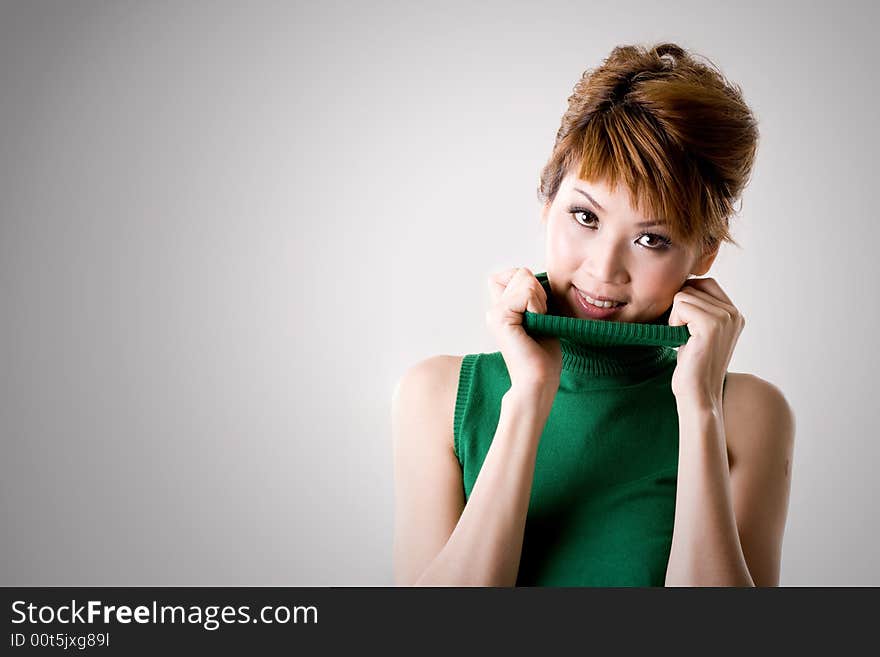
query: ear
690 242 720 277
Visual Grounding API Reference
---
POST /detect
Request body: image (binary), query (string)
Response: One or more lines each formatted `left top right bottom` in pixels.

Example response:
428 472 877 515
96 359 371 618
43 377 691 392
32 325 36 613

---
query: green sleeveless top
453 271 728 586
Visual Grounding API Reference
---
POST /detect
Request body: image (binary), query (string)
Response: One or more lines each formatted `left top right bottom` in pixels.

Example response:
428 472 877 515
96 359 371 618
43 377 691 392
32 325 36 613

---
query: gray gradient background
1 0 877 586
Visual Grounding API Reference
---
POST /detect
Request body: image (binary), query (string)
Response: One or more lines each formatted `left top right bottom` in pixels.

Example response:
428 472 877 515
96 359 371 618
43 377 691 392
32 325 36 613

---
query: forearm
415 384 557 587
665 399 754 586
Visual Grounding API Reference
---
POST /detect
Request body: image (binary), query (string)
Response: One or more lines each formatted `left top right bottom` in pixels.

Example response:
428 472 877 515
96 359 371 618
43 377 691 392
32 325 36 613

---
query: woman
391 42 795 587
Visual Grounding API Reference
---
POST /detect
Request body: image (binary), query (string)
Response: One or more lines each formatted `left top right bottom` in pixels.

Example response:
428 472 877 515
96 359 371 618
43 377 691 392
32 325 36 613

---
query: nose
586 234 629 285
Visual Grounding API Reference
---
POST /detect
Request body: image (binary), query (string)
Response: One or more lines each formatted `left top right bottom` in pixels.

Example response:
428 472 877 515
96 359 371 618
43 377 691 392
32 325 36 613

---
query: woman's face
542 171 718 324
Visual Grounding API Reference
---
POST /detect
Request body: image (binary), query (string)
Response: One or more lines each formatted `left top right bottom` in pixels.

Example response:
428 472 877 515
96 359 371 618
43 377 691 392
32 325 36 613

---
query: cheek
547 219 584 265
633 260 687 301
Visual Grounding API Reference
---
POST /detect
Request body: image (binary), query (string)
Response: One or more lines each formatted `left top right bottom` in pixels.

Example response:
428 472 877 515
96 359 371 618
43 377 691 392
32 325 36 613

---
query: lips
577 287 626 304
574 287 627 319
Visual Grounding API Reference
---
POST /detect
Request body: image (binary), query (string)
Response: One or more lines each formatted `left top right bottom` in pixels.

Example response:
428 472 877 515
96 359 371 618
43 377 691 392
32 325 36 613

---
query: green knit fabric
454 271 727 586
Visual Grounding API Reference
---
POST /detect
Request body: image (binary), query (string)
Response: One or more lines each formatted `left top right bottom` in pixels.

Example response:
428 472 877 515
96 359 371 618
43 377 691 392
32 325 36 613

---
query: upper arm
391 355 466 586
724 373 796 586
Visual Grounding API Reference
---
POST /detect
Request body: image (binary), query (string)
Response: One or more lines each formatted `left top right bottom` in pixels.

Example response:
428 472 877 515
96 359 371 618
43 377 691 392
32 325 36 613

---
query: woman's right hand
486 267 562 392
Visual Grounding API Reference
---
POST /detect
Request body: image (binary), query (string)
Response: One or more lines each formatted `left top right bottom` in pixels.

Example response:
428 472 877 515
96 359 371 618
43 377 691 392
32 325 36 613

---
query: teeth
582 292 623 308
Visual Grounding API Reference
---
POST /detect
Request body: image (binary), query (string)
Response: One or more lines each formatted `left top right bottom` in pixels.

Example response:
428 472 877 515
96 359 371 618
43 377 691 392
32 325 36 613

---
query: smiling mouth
573 288 627 318
575 288 626 309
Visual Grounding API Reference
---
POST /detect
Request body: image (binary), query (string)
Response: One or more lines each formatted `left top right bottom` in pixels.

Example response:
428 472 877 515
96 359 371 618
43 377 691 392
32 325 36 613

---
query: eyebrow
573 186 667 226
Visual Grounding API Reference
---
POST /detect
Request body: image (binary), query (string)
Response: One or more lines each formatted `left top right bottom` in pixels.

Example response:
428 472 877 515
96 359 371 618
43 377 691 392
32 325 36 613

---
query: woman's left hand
668 277 745 407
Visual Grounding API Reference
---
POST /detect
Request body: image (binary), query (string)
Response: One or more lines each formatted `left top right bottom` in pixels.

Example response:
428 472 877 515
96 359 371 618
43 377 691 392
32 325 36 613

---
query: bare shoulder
722 373 796 468
721 373 796 586
392 355 466 454
391 355 468 585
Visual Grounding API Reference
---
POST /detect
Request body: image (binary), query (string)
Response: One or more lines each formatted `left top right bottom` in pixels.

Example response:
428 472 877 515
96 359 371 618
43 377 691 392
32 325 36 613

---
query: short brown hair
538 42 759 252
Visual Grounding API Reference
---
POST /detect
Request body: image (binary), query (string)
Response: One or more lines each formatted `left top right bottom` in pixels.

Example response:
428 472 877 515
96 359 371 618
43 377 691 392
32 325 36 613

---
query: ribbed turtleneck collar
522 272 690 378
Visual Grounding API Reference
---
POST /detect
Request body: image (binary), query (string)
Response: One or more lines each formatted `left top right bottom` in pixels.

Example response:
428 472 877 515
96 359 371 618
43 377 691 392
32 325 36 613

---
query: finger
685 277 734 307
489 267 518 291
678 286 737 320
674 289 731 321
519 269 547 314
521 269 547 312
501 271 545 314
669 299 705 335
530 283 548 314
490 267 543 308
488 267 519 304
668 295 711 329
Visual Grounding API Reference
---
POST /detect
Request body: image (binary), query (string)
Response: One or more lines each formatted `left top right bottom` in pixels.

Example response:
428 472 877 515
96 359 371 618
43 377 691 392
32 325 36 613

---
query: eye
568 206 673 251
636 233 673 250
570 208 599 227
